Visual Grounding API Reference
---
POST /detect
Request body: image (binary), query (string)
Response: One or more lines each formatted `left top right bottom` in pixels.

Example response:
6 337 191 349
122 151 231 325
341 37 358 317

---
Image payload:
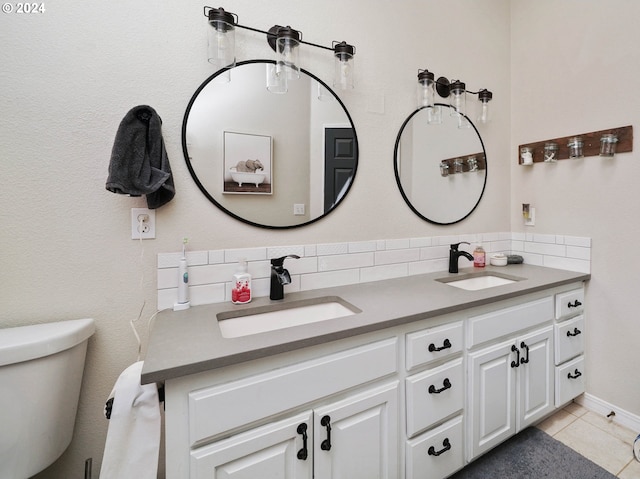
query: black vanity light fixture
417 69 493 126
204 6 356 91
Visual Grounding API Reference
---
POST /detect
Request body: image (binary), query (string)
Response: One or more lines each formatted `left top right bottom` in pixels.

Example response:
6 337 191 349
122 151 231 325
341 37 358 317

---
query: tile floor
536 402 640 478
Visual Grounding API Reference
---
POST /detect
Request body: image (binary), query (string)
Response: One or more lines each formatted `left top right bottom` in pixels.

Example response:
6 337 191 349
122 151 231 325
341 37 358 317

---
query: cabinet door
517 326 554 430
190 411 313 479
313 382 399 479
468 340 517 459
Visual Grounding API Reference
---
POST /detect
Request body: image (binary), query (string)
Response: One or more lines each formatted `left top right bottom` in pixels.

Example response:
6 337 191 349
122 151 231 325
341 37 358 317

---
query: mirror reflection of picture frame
223 131 273 195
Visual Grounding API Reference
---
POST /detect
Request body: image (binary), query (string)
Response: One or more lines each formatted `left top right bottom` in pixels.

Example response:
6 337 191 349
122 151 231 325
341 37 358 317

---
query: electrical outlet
131 208 156 239
293 203 305 216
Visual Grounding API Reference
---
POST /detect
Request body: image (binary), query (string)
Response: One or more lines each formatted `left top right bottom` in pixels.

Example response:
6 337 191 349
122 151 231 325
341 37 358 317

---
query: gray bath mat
449 427 616 478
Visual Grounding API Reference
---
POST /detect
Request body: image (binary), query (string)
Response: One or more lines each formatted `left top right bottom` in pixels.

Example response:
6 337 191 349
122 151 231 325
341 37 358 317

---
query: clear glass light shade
417 74 435 109
266 63 288 94
334 53 354 90
417 70 441 124
276 29 300 80
476 89 492 124
449 81 466 116
207 20 236 71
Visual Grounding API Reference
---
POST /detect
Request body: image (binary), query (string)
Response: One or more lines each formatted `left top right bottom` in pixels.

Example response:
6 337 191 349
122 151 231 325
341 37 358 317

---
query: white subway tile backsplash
360 263 408 283
409 237 432 248
300 269 360 291
543 256 590 274
566 246 591 260
524 242 566 256
319 252 374 271
156 232 592 308
385 238 411 250
317 242 349 256
564 236 591 247
208 250 225 264
267 245 305 259
224 247 267 263
375 248 420 265
348 241 377 253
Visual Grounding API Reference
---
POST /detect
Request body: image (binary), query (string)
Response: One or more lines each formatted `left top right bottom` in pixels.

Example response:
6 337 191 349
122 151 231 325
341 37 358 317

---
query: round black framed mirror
182 60 359 229
394 103 487 225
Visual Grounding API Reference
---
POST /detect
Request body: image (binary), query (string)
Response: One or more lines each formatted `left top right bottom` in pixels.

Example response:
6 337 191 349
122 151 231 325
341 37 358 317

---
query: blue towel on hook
106 105 175 209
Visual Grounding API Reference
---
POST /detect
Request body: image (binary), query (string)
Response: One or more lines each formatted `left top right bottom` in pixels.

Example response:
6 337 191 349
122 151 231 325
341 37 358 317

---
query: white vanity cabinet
164 337 399 479
405 321 466 479
467 295 555 460
156 276 589 479
554 287 586 406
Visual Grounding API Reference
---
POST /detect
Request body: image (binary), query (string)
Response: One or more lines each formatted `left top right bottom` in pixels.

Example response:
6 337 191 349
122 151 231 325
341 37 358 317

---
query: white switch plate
524 207 536 226
293 204 305 216
131 208 156 239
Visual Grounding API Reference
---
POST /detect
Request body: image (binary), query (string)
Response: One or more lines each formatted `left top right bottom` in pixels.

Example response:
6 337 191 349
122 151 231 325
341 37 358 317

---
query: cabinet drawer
406 415 464 479
406 321 463 370
406 358 463 437
555 315 585 365
555 288 584 319
188 338 397 446
555 355 585 406
467 296 554 349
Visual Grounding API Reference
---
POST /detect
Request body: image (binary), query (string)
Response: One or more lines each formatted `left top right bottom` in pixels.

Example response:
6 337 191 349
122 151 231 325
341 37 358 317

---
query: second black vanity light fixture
416 69 493 126
204 6 356 92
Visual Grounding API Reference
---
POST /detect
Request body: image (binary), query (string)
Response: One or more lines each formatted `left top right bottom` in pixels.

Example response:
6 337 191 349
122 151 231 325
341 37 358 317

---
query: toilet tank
0 318 95 478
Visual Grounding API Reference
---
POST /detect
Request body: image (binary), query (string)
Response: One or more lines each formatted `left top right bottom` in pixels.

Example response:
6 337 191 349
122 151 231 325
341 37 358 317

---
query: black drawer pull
296 423 308 460
510 344 520 368
428 338 452 353
567 369 582 379
428 438 451 457
320 415 332 451
568 299 582 308
566 327 582 337
428 378 452 394
520 341 530 365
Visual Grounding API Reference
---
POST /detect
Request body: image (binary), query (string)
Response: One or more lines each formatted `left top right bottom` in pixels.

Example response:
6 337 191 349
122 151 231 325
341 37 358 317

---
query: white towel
100 361 161 479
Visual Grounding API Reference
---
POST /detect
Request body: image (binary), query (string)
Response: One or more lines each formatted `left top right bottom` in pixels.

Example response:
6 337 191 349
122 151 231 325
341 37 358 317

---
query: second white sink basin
437 272 523 291
218 296 360 338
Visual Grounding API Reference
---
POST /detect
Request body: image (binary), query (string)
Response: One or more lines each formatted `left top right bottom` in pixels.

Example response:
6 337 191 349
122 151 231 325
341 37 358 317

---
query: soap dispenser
232 258 252 304
473 244 486 268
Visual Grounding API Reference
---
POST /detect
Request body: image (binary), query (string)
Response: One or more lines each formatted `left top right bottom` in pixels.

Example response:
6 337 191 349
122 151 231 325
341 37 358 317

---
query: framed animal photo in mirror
223 131 272 194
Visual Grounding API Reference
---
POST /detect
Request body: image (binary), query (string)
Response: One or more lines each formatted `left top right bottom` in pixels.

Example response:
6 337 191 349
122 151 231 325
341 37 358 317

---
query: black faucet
270 255 300 300
449 242 474 273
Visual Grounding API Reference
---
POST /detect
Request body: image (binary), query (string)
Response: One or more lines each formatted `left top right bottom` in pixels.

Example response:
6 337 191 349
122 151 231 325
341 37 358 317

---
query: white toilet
0 318 95 478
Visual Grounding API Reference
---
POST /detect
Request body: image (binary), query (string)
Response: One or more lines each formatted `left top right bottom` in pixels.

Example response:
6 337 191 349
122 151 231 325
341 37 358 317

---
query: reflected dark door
324 128 357 212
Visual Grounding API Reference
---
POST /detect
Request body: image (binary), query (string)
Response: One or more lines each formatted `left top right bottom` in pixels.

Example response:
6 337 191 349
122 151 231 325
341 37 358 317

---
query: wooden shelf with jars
517 125 632 165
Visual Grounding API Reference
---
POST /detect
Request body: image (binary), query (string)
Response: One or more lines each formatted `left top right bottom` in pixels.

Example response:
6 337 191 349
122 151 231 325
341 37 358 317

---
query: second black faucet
448 242 474 273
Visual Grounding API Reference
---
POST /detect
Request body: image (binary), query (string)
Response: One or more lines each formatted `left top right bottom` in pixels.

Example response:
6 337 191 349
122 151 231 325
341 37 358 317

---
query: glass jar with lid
567 137 584 159
600 134 618 157
543 142 559 162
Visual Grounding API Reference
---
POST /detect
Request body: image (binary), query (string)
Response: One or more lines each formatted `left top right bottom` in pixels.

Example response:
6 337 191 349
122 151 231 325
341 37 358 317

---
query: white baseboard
576 393 640 434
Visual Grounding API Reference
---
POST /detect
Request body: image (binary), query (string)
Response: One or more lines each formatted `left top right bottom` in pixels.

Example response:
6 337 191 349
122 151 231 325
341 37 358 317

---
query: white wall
510 0 640 418
0 1 510 477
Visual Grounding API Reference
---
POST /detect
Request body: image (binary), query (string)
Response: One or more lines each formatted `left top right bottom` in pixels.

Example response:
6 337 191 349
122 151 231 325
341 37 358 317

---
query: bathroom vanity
142 264 588 478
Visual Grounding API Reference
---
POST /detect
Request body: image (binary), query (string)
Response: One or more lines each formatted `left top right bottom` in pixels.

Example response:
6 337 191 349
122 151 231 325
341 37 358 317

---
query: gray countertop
141 264 589 384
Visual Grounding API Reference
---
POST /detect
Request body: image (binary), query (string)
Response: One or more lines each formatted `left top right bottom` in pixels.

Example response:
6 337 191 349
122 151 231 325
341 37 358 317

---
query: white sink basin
218 297 360 338
437 272 523 291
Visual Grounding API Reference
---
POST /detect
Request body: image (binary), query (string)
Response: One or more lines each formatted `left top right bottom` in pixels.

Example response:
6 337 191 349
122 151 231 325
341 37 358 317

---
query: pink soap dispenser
473 244 486 268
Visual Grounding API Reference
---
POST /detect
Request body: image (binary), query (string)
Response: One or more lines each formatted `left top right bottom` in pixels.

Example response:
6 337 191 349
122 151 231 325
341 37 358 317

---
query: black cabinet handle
428 338 452 353
520 341 530 365
510 344 520 368
567 369 582 379
296 423 308 460
320 415 332 451
428 378 452 394
568 300 582 308
567 327 582 337
428 438 451 456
